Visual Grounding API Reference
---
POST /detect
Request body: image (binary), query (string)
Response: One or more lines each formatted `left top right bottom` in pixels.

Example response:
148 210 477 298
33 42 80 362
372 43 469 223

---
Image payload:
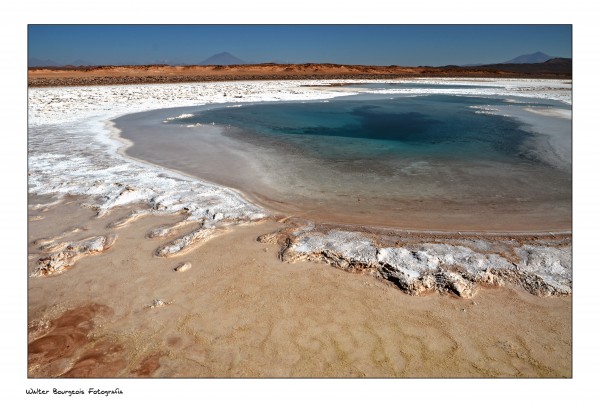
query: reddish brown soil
28 61 571 87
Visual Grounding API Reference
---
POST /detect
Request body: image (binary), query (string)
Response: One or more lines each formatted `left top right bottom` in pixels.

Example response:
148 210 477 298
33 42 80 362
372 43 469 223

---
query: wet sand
28 196 571 377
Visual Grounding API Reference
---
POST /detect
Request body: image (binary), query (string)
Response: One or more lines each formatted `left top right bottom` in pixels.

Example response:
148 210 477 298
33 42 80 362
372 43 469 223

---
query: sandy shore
28 196 571 377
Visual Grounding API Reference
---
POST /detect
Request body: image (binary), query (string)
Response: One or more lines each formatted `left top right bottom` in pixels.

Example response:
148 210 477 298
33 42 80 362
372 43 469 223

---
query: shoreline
107 118 261 211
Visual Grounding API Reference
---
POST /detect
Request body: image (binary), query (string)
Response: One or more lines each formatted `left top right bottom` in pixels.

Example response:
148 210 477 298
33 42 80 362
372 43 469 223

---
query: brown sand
27 62 571 87
27 196 571 377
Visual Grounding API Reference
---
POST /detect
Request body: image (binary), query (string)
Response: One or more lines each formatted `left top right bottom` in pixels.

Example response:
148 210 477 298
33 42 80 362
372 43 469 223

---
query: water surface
116 88 571 232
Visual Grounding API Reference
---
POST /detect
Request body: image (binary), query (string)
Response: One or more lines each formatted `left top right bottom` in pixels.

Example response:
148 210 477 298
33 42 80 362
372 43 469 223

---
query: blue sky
28 25 572 66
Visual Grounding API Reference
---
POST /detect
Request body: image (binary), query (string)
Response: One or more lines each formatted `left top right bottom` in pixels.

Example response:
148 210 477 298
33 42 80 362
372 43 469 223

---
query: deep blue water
172 94 549 165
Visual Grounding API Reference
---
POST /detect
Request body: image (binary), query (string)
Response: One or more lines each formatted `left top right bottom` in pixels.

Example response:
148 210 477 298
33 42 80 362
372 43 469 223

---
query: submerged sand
27 197 571 377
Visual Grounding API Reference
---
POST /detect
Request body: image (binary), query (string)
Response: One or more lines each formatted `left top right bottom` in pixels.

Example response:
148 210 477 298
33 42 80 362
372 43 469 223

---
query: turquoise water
173 94 561 166
123 89 571 231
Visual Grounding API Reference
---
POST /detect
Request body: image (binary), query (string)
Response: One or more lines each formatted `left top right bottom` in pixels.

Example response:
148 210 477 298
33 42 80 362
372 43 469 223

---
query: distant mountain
266 59 288 64
201 52 245 65
544 57 572 65
443 57 571 77
28 57 60 67
29 57 95 67
461 52 560 67
503 52 554 64
69 59 92 66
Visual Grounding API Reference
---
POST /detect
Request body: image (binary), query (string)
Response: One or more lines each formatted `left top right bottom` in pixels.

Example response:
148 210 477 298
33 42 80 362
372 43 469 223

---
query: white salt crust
277 227 571 297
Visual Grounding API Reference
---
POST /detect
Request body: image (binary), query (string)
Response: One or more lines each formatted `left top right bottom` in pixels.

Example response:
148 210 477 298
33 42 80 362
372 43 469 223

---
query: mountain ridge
201 52 246 66
503 51 555 64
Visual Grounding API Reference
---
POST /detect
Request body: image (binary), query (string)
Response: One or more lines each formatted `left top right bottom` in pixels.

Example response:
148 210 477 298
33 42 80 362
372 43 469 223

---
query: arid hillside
28 59 572 87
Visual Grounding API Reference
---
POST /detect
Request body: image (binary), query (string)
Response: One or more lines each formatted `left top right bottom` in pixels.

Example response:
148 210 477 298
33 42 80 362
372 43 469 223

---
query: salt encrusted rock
147 220 194 239
281 233 508 297
485 244 572 297
376 247 429 294
155 227 221 257
435 271 476 299
32 235 117 277
473 270 505 287
277 226 572 298
96 185 149 218
375 247 480 297
284 230 379 270
173 262 192 272
515 245 572 295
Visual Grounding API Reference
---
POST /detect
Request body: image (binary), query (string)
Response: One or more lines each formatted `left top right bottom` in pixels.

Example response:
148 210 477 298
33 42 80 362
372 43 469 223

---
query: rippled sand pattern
28 200 571 378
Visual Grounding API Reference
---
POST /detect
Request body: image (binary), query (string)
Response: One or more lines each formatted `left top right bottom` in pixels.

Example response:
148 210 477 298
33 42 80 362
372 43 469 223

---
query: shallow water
116 88 571 232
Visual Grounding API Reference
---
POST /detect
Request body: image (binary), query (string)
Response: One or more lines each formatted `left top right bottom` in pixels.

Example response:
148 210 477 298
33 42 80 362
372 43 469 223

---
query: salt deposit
269 225 571 297
32 235 118 277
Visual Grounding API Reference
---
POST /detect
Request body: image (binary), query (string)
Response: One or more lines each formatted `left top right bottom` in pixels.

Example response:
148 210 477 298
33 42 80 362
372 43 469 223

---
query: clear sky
28 24 572 67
